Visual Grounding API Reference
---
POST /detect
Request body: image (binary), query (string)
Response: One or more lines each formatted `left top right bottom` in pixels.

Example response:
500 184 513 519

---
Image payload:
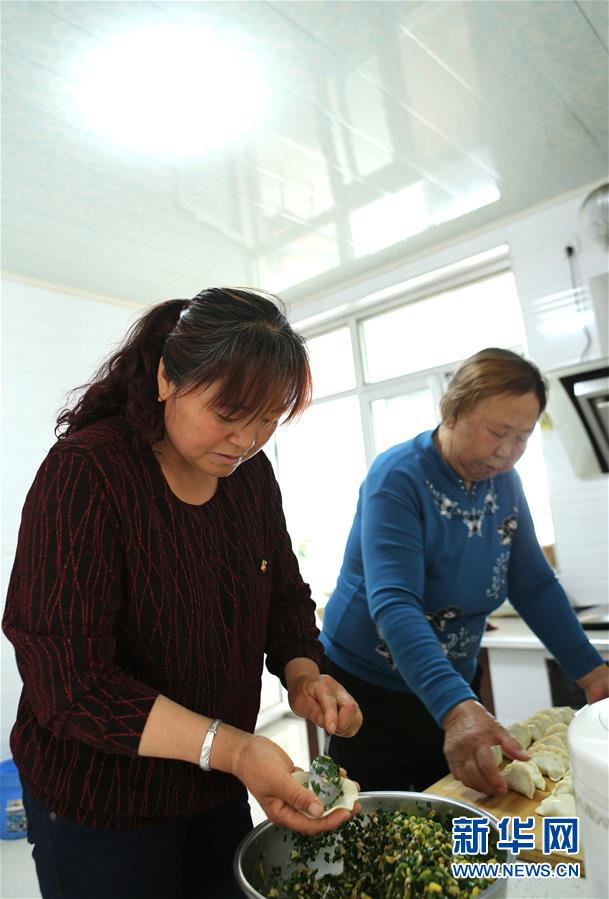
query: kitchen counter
482 615 609 652
481 616 608 724
506 876 596 897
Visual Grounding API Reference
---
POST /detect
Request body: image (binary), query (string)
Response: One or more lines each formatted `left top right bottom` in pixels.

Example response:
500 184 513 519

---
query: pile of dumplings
498 706 576 817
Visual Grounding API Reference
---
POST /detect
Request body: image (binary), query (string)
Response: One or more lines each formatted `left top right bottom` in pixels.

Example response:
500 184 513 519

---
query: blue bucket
0 758 27 839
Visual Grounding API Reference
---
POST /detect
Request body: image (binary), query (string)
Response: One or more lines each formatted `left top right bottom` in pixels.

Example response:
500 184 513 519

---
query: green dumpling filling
309 755 343 809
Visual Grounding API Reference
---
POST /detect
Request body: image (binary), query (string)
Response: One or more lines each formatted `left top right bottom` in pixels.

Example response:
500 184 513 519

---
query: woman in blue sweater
321 348 608 797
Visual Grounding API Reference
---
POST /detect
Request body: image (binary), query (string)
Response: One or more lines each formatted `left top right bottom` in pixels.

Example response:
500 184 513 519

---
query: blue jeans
21 780 252 899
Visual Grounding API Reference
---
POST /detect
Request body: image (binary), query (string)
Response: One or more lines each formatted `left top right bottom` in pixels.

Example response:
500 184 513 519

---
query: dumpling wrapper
536 793 577 817
526 720 546 741
529 741 569 763
524 758 546 791
526 712 554 739
527 748 569 781
545 722 569 737
507 722 532 750
537 733 568 753
291 770 359 818
538 707 565 726
557 706 575 724
553 776 574 797
503 759 545 799
530 710 554 725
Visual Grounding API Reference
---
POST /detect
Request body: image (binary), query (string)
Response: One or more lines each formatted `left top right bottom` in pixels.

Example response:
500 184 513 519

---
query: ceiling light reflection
433 184 501 225
350 181 501 258
351 181 429 256
77 26 270 155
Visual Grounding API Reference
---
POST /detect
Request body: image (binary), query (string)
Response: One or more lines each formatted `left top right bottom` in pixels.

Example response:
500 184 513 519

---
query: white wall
508 192 607 368
503 192 608 606
1 278 139 759
289 185 609 608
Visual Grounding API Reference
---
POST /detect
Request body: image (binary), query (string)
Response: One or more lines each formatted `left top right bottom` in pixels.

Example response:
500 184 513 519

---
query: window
275 395 367 603
274 256 555 604
362 272 524 382
370 387 438 456
514 428 555 547
307 326 356 399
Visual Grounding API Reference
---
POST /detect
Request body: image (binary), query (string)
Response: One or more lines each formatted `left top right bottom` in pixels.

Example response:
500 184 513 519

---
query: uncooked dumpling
507 722 532 750
546 722 568 737
538 733 568 752
526 719 548 741
538 707 564 726
503 759 545 799
525 758 545 791
527 747 569 781
536 793 577 817
556 706 575 724
553 776 574 797
529 741 569 763
526 712 554 740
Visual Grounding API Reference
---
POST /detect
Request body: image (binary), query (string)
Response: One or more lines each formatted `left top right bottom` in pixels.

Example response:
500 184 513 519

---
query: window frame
299 253 516 472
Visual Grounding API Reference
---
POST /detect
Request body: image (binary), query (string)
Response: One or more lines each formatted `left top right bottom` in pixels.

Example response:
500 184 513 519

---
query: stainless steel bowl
234 791 509 898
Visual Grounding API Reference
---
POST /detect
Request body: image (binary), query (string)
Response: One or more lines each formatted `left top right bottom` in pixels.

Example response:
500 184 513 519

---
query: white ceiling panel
1 0 607 305
579 0 609 41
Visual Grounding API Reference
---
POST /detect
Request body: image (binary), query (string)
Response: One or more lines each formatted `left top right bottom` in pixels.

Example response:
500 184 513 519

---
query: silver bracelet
199 718 222 771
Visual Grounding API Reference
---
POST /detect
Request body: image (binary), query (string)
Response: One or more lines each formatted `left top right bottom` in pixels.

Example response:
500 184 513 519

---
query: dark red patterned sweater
2 417 322 828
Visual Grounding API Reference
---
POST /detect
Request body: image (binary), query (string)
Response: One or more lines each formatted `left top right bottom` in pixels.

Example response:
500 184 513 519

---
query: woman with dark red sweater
2 287 362 899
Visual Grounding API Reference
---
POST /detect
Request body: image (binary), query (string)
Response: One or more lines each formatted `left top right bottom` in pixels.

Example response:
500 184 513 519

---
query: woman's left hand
576 663 609 705
285 660 362 737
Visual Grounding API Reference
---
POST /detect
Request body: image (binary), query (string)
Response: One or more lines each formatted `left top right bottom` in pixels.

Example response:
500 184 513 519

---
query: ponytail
56 299 188 447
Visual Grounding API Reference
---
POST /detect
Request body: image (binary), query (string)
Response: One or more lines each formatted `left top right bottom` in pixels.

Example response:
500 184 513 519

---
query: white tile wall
538 425 609 605
1 277 138 759
504 193 608 605
508 193 607 369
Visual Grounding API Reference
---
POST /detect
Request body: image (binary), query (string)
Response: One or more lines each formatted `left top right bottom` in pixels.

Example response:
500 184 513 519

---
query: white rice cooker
568 698 609 898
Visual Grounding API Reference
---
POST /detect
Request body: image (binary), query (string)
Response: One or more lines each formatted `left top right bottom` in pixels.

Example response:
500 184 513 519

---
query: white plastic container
568 698 609 898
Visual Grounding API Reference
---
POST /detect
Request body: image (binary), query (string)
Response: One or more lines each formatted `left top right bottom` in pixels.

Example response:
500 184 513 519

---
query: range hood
545 359 609 478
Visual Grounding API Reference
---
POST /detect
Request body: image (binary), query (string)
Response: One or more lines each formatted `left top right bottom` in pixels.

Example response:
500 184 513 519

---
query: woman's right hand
138 697 359 833
227 731 360 834
443 700 529 796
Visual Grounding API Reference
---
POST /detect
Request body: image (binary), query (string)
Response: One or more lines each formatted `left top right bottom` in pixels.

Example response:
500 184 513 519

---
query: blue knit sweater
321 430 603 726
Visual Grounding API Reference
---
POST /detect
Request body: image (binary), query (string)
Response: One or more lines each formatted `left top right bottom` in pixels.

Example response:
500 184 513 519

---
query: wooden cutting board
425 770 585 872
